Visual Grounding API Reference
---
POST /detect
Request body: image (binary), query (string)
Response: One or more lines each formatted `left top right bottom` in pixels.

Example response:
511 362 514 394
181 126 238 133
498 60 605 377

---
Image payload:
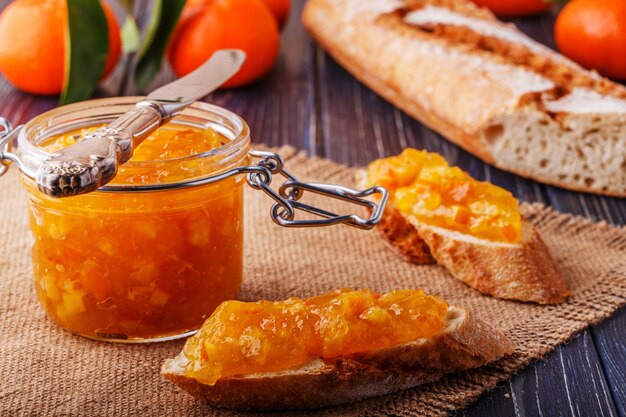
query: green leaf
134 0 186 91
121 17 141 53
119 0 140 53
61 0 109 105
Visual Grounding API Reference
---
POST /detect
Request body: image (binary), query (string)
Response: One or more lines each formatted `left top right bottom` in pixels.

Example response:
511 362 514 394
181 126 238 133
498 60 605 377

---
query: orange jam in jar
182 288 449 385
365 148 522 243
18 98 251 342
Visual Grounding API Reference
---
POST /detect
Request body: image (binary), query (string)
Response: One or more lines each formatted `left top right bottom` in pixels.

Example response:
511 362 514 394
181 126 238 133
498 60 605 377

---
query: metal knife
36 49 246 198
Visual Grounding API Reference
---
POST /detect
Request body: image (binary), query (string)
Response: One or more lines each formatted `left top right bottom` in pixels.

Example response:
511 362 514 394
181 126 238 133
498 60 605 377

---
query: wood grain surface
0 1 624 416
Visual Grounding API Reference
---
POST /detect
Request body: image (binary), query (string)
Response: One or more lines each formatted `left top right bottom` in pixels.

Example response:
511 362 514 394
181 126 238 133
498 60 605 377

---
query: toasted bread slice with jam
162 306 514 410
357 164 570 305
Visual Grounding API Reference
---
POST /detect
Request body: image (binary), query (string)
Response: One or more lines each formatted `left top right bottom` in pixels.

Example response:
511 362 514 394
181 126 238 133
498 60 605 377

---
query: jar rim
17 97 251 192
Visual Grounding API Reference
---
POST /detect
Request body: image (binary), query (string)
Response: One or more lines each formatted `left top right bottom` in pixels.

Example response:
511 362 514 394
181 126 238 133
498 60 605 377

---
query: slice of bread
303 0 626 196
413 218 569 304
162 306 514 410
357 170 570 304
373 203 436 264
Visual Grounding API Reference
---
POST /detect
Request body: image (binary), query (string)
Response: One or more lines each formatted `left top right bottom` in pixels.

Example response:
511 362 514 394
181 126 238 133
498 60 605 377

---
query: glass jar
0 97 387 344
17 97 250 342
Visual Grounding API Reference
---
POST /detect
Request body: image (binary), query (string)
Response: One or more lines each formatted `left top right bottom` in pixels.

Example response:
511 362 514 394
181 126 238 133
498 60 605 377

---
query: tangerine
260 0 291 30
555 0 626 80
167 0 280 88
0 0 121 96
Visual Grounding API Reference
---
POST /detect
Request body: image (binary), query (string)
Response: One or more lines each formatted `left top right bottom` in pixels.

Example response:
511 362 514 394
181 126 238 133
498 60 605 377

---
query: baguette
162 306 514 410
303 0 626 196
356 169 570 304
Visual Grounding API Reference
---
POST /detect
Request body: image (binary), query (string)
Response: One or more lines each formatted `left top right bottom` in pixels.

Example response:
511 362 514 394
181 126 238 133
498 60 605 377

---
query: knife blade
147 49 245 106
36 49 246 198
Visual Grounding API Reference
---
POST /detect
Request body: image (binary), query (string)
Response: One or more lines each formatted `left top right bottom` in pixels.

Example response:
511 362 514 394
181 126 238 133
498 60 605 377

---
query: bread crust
162 306 514 410
356 168 435 264
414 221 570 304
302 0 626 196
304 3 495 162
372 203 436 264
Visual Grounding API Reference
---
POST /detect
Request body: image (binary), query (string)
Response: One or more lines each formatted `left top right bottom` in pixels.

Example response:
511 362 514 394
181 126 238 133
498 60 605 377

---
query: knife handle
36 103 163 198
107 103 164 163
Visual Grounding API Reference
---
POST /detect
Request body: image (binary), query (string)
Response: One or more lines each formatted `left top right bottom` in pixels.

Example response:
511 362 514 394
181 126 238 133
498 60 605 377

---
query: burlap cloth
1 147 626 417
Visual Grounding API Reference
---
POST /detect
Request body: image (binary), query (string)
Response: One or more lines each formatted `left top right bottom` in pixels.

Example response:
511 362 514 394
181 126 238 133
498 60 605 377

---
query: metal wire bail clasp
0 118 23 177
246 150 388 230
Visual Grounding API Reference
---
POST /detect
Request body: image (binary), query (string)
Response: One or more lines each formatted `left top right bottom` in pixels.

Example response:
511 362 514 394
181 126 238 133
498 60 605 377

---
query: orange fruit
168 0 280 88
471 0 552 17
260 0 291 30
555 0 626 80
0 0 121 95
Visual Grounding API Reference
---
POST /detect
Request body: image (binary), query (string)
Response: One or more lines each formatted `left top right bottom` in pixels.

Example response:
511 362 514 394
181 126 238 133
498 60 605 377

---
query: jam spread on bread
365 149 522 243
182 289 448 385
30 126 244 339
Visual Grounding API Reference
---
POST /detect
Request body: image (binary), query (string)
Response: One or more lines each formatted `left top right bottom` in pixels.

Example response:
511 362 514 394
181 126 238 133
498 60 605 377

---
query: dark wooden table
1 1 624 415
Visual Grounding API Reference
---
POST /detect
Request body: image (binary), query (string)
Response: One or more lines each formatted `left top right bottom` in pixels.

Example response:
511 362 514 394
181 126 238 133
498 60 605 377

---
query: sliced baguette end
303 0 626 196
